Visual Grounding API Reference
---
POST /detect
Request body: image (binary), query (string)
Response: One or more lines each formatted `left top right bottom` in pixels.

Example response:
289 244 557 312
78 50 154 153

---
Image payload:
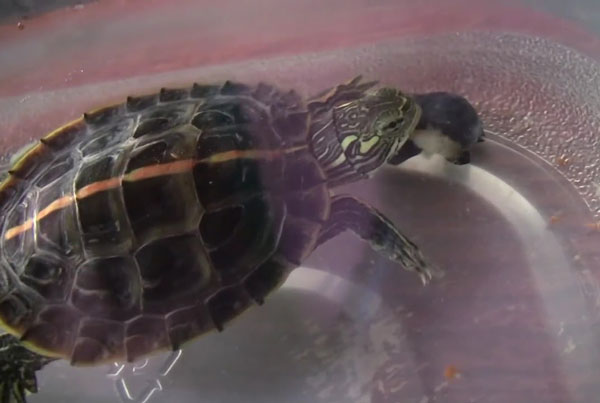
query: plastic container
1 1 600 402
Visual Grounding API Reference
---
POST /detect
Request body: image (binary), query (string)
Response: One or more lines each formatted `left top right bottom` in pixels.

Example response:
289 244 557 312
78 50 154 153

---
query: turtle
0 76 483 402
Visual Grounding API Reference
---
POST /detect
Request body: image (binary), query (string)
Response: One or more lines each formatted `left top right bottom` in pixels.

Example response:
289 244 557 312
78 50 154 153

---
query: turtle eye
382 117 404 132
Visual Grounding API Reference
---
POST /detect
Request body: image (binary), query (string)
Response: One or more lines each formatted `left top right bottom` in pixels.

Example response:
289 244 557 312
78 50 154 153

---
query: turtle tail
0 333 56 403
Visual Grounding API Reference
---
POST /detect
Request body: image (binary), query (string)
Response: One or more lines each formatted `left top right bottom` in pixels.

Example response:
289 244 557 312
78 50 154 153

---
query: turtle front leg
318 195 443 284
0 333 56 403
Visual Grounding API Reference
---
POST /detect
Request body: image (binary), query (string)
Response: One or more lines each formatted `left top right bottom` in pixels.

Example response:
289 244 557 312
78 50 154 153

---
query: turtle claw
416 263 445 286
418 271 430 286
392 240 444 285
402 252 443 285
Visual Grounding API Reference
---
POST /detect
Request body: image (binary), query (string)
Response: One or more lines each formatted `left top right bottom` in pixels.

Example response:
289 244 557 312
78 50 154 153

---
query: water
4 32 600 402
29 134 600 403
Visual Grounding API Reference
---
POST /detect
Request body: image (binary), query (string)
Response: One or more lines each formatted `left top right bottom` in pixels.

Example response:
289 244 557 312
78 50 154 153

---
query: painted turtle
0 76 483 402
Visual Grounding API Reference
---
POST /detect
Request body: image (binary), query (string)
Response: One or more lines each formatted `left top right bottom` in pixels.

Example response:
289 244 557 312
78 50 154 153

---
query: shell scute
159 87 189 103
165 304 214 350
272 89 302 111
126 93 158 112
75 153 133 254
83 104 124 127
125 315 170 362
21 253 71 302
123 168 200 242
72 318 125 364
220 80 252 96
198 205 243 248
0 175 26 214
71 256 142 321
192 152 282 209
71 337 107 365
190 83 220 99
3 194 35 268
134 234 212 315
272 110 309 146
252 82 276 104
8 142 55 180
123 131 201 245
136 102 197 139
133 117 171 138
0 289 39 335
35 157 75 189
206 284 253 332
191 109 235 130
203 195 285 284
40 118 86 151
282 150 327 191
196 98 268 128
276 215 322 266
36 173 82 259
243 258 291 305
79 118 135 157
21 305 81 358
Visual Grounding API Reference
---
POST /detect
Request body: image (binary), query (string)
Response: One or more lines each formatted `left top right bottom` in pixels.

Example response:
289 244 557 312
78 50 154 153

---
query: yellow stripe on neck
359 136 380 154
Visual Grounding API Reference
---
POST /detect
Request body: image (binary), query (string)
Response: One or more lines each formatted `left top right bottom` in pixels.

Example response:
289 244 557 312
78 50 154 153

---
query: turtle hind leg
317 195 443 284
0 333 56 403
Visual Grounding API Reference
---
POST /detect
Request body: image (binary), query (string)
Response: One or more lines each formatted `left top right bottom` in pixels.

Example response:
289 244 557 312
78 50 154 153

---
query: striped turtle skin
0 76 482 402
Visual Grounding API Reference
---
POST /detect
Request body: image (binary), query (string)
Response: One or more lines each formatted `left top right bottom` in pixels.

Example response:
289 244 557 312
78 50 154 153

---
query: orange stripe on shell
3 146 307 241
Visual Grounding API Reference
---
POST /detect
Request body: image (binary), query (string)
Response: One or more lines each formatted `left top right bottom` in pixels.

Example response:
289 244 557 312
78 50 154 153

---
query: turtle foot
0 333 55 403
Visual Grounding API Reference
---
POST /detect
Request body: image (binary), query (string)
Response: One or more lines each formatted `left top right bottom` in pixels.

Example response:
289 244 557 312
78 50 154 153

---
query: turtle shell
0 81 330 364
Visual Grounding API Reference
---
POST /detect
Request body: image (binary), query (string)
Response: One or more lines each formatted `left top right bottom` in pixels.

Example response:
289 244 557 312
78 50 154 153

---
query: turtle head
331 88 421 174
308 77 421 186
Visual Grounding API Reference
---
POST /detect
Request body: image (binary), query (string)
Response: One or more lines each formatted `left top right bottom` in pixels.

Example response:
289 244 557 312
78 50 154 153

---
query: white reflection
109 349 183 402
